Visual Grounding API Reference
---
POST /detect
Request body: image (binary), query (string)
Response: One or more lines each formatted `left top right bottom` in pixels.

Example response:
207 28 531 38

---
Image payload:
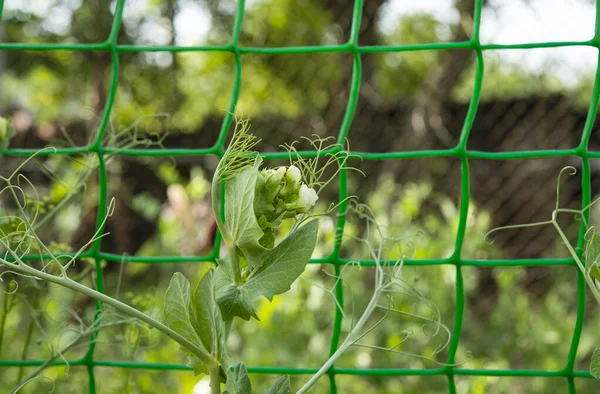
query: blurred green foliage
1 1 590 133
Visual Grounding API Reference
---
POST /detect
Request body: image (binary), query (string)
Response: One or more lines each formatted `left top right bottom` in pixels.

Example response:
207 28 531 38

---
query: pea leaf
585 229 600 281
265 376 291 394
193 269 229 369
590 266 600 283
163 273 212 375
215 259 259 321
225 160 268 268
223 363 252 394
591 348 600 380
244 220 318 301
215 220 318 321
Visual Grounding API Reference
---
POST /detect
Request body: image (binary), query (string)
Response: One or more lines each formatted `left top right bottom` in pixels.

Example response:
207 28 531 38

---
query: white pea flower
284 183 318 212
298 184 318 208
281 183 320 214
286 165 302 183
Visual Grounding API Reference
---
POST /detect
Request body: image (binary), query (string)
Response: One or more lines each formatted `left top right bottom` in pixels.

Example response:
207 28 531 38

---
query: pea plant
486 166 600 381
0 117 451 393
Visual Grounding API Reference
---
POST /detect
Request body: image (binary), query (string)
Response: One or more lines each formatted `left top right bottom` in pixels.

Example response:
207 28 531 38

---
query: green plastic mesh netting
1 0 600 393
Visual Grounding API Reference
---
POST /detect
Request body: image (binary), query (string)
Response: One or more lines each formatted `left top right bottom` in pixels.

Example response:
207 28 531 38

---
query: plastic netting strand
0 0 599 393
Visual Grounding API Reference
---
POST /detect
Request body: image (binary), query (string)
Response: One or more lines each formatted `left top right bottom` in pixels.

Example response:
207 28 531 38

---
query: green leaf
590 265 600 282
163 273 211 375
215 220 318 321
215 279 259 321
253 173 278 220
225 160 268 268
245 220 318 301
585 230 600 281
164 273 202 345
214 257 257 321
258 226 275 249
591 348 600 380
223 363 252 394
193 269 228 368
265 376 291 394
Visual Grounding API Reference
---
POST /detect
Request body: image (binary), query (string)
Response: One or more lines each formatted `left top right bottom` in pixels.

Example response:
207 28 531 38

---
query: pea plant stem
210 166 242 285
552 218 600 305
0 250 216 367
209 364 221 394
211 164 232 248
296 279 382 394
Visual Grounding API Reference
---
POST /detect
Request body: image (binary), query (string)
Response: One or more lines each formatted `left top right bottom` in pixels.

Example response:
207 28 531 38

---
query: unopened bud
269 166 286 183
286 165 301 183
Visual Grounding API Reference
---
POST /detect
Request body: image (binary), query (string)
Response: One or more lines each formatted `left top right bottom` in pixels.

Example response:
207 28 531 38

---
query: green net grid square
0 0 599 393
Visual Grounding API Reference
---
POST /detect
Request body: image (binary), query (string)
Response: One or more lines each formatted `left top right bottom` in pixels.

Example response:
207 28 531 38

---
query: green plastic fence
1 0 600 392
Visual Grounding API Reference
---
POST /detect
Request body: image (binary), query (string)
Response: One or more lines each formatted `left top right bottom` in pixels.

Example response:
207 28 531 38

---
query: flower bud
273 166 286 182
254 164 318 230
259 169 274 187
260 168 274 178
286 165 301 183
261 166 286 185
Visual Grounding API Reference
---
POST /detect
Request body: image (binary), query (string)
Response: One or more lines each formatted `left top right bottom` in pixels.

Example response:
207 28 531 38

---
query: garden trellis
0 0 599 393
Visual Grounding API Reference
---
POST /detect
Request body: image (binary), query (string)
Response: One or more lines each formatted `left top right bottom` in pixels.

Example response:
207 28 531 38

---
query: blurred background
1 0 600 393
